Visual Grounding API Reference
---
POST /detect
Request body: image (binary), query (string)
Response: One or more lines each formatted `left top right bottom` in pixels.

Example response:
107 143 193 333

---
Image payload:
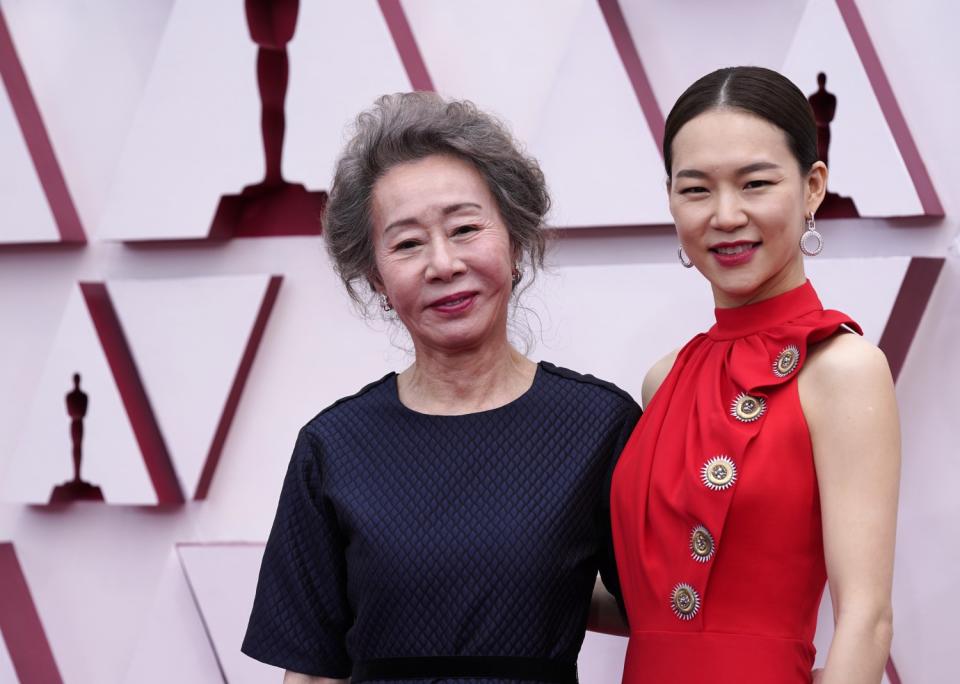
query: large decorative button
773 345 800 378
731 392 766 422
701 455 737 491
690 524 715 563
670 583 701 620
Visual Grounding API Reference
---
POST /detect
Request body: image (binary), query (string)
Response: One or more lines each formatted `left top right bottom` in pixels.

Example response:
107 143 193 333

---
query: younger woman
611 67 900 683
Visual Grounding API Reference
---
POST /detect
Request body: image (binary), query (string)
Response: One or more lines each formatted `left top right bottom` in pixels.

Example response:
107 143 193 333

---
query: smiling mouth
710 242 761 255
429 292 477 309
436 295 471 306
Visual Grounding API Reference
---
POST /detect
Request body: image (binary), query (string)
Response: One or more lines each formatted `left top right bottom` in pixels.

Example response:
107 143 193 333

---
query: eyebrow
674 161 782 179
737 161 782 175
384 202 483 234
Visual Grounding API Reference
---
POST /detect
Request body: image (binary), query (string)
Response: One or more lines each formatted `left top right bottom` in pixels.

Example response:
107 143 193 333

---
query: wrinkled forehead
371 154 495 230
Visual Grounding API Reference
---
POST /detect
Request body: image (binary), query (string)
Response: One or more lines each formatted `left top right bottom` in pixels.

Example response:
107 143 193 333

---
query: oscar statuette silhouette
209 0 326 237
809 72 859 218
50 373 104 503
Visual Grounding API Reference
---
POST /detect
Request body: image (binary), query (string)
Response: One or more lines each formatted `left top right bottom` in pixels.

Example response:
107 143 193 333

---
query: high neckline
709 280 823 340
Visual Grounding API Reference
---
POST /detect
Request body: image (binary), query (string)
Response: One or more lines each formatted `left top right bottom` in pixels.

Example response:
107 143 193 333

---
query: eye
679 186 708 195
744 179 772 189
394 239 421 251
454 224 479 235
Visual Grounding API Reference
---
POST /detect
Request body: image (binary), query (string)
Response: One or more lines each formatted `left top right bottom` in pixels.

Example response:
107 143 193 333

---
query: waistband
351 656 578 682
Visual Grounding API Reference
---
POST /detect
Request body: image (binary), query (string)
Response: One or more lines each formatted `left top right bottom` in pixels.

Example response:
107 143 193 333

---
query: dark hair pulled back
662 66 819 178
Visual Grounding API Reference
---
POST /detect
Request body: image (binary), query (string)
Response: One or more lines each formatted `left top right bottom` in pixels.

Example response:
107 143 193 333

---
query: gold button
690 524 715 563
731 392 766 422
773 345 800 377
701 455 737 491
670 583 700 620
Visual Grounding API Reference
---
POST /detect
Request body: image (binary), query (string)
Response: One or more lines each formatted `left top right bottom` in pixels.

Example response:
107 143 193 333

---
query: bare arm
587 575 628 636
641 349 680 410
800 334 900 684
283 671 348 684
585 351 678 637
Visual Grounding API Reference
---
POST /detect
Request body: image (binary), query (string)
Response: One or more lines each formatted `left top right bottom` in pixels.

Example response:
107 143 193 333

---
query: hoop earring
800 214 823 256
378 293 393 312
678 246 694 268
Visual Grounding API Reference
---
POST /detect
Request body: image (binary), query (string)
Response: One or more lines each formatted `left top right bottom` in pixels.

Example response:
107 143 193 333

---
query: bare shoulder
799 332 897 436
641 348 681 409
801 332 892 393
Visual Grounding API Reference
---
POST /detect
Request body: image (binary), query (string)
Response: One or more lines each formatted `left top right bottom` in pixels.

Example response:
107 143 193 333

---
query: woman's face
668 108 826 307
370 154 515 355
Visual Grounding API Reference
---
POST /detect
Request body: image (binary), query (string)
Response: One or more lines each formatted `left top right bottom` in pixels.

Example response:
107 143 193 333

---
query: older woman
610 67 899 683
241 93 640 683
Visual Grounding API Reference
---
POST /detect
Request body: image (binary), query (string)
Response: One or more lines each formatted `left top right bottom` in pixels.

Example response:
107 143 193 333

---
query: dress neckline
388 361 543 418
709 280 823 340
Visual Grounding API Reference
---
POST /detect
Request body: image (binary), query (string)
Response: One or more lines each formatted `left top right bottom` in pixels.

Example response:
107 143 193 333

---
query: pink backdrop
1 1 957 682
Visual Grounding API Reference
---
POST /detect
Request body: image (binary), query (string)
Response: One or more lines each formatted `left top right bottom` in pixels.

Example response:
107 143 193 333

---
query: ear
805 161 828 217
504 233 525 269
367 270 384 295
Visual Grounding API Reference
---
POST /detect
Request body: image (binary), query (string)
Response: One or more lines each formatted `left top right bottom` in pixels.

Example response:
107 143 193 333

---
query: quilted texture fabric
242 361 639 681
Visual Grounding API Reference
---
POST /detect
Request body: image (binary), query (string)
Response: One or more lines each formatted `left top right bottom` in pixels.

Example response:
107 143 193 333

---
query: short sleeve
241 428 352 677
597 400 642 618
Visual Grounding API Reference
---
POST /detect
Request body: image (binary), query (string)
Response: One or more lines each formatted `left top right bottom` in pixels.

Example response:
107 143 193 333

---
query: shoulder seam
303 372 395 430
539 361 638 406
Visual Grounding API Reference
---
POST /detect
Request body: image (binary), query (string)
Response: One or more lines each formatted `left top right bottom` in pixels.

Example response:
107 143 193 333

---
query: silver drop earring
800 214 823 256
379 293 393 312
678 246 694 268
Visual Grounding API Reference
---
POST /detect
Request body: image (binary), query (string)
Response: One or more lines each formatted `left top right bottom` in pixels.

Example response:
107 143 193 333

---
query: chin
425 326 488 353
710 272 767 301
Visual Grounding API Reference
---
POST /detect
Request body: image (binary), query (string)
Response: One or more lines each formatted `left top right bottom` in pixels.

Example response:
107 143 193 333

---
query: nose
425 235 466 282
711 190 748 232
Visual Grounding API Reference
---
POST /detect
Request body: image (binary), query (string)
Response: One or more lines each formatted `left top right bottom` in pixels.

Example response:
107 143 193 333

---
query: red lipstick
709 241 760 267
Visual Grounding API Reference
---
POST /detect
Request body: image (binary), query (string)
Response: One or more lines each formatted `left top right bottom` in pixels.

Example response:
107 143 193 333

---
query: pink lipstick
429 291 477 314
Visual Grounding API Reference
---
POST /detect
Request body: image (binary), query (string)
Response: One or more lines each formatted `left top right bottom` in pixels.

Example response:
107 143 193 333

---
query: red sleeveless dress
611 281 860 683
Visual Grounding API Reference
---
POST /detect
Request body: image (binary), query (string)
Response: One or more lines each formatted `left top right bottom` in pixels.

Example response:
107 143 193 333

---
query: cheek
376 256 417 301
371 252 395 292
670 201 708 239
755 204 802 249
371 239 397 283
667 193 682 219
476 232 514 279
474 259 511 296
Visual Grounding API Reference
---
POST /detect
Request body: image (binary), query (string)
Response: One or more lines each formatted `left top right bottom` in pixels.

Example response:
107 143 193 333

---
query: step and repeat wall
0 1 957 682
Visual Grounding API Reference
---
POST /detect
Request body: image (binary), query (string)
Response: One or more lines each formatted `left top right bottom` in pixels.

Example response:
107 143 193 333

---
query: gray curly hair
323 92 550 309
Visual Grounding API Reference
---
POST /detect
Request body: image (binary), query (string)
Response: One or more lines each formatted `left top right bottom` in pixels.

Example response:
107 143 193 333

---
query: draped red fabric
612 281 861 683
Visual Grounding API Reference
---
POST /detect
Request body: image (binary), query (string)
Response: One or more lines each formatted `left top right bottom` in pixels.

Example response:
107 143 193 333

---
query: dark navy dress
242 361 640 682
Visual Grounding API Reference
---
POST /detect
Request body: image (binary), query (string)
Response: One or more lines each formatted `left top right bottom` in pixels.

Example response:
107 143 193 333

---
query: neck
713 258 807 309
399 335 536 415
